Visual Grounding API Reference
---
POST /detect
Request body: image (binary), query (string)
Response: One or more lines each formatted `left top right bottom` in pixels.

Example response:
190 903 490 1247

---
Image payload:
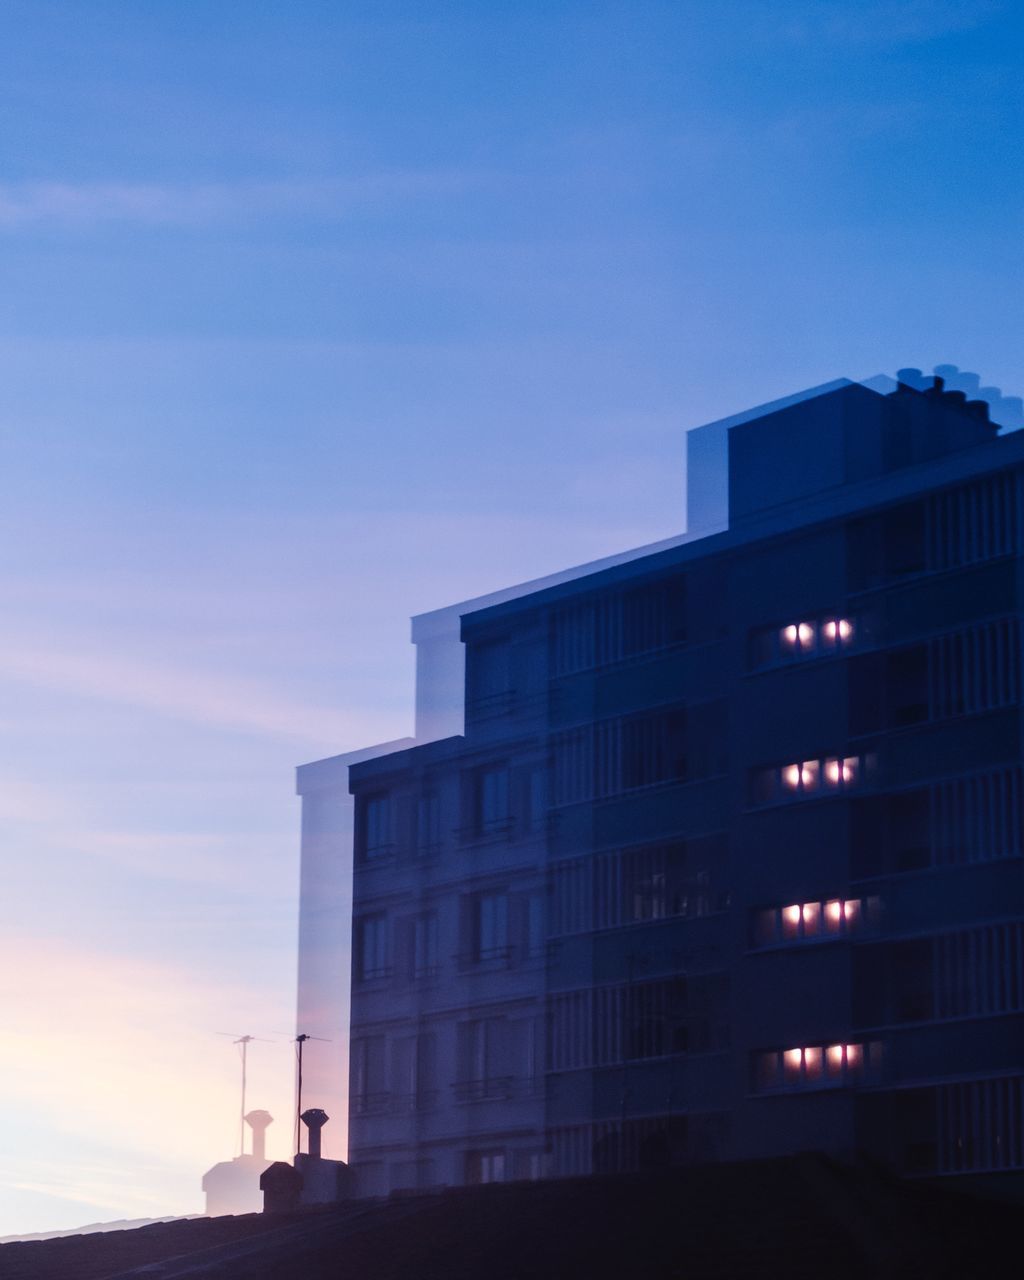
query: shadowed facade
303 370 1024 1194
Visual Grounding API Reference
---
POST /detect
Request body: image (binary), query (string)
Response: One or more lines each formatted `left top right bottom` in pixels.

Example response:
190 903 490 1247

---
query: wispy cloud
0 171 482 230
769 0 1002 47
0 639 398 747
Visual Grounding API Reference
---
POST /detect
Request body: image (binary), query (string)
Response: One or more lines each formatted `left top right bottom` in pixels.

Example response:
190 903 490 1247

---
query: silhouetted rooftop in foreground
3 1156 1021 1280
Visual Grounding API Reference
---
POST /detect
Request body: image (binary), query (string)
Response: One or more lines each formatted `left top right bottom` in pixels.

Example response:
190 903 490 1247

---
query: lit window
782 760 819 792
822 618 854 647
757 1041 873 1092
756 896 874 947
781 621 816 653
752 613 856 671
801 902 820 935
825 756 859 788
781 903 802 939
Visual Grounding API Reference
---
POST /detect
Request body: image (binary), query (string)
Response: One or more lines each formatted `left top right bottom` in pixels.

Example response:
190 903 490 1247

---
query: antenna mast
292 1032 331 1155
217 1032 272 1156
236 1035 253 1156
295 1034 309 1155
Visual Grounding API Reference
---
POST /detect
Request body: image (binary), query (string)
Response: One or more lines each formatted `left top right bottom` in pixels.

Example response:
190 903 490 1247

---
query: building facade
304 370 1024 1194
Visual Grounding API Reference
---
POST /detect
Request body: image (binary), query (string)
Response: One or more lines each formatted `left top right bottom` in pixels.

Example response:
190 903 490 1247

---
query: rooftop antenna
217 1032 275 1156
293 1032 331 1155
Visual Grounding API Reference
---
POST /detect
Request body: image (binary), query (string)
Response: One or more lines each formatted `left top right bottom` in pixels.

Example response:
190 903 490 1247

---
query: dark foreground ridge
2 1156 1020 1280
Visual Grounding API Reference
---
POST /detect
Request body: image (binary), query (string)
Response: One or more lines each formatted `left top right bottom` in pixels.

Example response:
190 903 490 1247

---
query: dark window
888 645 929 726
549 576 687 676
854 939 933 1024
622 709 688 789
465 1149 506 1185
350 1035 386 1111
411 912 438 979
621 577 687 656
893 939 934 1022
470 890 509 962
527 766 547 832
456 1018 519 1099
891 790 931 871
356 913 390 982
470 639 512 707
523 891 545 957
360 794 391 860
847 501 926 588
851 791 930 877
415 790 441 854
884 503 927 578
849 646 928 733
477 765 510 832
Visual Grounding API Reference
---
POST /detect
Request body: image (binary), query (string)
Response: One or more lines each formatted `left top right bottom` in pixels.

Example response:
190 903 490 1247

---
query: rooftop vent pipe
300 1108 329 1159
245 1110 273 1163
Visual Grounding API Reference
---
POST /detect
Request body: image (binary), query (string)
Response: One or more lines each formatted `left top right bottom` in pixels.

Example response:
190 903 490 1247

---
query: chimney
245 1110 273 1163
300 1108 329 1159
895 367 927 391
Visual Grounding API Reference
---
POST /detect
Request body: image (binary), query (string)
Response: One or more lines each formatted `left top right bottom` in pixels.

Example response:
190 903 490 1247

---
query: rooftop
3 1157 1021 1279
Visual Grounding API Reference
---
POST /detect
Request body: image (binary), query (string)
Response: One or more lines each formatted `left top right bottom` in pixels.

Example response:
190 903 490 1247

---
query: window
524 891 545 958
415 790 441 855
549 836 725 937
527 766 548 832
854 924 1024 1026
782 621 817 654
928 474 1019 571
455 1018 515 1100
853 771 1024 877
549 576 687 677
465 890 509 964
754 754 866 805
350 1035 387 1112
754 1041 878 1093
356 913 390 982
551 702 724 807
465 1149 506 1185
936 1077 1024 1173
848 622 1020 735
546 976 728 1071
470 638 512 709
390 1032 437 1112
847 478 1019 591
361 793 391 860
782 760 820 793
884 504 927 578
475 765 510 834
622 709 688 789
753 896 878 947
391 1159 434 1191
750 614 855 668
512 1150 545 1181
411 912 438 980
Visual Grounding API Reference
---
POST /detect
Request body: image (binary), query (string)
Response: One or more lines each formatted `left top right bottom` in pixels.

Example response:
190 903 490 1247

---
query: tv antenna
293 1032 331 1155
217 1032 275 1156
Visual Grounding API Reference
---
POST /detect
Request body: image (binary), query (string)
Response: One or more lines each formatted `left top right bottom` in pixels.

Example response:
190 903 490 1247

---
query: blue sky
0 0 1021 1235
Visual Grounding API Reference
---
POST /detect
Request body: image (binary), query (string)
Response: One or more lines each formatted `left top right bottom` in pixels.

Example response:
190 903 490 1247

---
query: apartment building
301 369 1024 1192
